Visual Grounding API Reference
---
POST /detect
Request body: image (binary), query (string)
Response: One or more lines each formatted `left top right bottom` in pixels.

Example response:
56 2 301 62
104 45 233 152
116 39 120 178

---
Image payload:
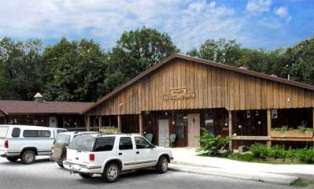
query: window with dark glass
135 137 152 149
11 128 20 138
38 130 51 137
93 137 115 152
119 137 133 150
23 130 51 137
23 130 38 137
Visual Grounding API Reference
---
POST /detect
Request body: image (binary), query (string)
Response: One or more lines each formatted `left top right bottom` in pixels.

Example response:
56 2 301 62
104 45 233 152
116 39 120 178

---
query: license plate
70 164 81 172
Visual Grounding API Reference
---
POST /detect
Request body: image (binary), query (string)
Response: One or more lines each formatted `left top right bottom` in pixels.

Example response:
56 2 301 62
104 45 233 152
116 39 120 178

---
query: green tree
43 38 108 101
283 38 314 84
188 38 285 76
108 27 178 86
0 38 44 100
188 39 241 65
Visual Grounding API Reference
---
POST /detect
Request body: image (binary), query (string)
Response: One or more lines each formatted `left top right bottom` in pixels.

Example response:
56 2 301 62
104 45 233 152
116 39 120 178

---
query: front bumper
63 161 102 174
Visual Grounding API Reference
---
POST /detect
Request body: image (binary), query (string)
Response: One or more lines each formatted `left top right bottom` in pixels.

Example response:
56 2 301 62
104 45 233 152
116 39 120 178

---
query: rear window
93 137 115 152
11 128 20 138
55 134 71 145
23 130 51 138
69 135 95 152
0 126 8 138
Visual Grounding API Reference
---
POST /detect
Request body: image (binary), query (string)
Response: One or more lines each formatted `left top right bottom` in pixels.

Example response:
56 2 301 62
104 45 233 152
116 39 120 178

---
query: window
11 128 20 138
119 137 133 150
0 126 8 138
69 135 95 152
135 137 152 149
39 130 51 137
23 130 38 137
93 137 115 152
55 134 71 145
23 130 51 138
57 129 66 134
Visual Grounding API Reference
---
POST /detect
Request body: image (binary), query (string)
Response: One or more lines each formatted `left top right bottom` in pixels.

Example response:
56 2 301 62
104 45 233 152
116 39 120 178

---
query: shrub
199 129 230 157
250 144 269 159
249 144 314 163
295 148 314 163
229 153 255 162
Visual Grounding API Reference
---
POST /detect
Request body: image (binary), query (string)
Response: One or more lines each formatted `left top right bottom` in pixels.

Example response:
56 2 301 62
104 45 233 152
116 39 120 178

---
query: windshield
55 134 71 145
0 126 8 138
68 135 95 151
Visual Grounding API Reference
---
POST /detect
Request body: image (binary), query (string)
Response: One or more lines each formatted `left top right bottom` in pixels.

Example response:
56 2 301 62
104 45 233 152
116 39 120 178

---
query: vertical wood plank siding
90 60 314 115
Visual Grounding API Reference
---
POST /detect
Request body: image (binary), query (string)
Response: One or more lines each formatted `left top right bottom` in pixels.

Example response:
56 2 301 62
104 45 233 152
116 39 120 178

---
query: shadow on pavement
0 158 52 166
77 169 162 185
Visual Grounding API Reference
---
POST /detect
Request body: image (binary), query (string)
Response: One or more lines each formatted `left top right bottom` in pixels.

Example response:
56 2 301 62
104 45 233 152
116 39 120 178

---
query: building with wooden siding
85 54 314 149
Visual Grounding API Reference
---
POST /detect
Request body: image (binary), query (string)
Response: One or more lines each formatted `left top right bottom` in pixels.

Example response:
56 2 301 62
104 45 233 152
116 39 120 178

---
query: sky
0 0 313 52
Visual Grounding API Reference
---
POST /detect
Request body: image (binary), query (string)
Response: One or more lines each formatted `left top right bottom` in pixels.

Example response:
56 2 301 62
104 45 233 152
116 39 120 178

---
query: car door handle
136 151 140 154
118 152 122 156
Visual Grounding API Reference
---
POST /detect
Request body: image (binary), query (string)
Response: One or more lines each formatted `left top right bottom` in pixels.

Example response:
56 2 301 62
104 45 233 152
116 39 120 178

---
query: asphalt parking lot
0 157 292 189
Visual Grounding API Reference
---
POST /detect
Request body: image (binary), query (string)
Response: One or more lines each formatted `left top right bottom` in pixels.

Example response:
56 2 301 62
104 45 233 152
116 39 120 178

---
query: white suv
0 125 67 164
64 134 173 182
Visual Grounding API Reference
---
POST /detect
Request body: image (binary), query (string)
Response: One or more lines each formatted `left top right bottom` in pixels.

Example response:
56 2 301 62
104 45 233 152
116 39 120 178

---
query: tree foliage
0 38 44 100
42 38 108 101
109 27 178 83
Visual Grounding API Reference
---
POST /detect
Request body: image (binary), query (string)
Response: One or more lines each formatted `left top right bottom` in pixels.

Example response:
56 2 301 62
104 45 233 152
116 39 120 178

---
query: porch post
85 115 90 131
228 110 233 151
98 116 102 131
139 113 143 135
117 115 122 133
266 109 272 148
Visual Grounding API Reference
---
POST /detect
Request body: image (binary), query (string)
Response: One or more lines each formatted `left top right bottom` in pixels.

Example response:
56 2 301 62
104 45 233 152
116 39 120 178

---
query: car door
134 136 157 168
118 136 136 170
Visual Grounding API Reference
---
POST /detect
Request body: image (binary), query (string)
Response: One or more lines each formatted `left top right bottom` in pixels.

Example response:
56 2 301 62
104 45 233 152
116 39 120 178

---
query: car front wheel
103 163 120 182
156 156 168 173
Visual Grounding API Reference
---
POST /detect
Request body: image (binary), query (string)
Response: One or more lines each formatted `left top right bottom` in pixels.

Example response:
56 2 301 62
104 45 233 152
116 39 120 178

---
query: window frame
11 127 21 138
23 130 51 138
119 137 133 150
93 137 116 152
135 136 153 149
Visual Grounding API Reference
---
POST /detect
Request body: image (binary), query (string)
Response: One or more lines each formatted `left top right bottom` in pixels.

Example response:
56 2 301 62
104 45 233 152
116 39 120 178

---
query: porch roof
0 100 94 115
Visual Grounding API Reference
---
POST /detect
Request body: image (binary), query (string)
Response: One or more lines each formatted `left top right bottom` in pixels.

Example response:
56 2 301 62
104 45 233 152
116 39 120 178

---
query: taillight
4 140 8 148
89 153 95 161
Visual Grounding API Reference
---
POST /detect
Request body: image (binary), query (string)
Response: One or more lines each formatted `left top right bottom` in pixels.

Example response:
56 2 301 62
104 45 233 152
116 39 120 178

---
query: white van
0 125 66 164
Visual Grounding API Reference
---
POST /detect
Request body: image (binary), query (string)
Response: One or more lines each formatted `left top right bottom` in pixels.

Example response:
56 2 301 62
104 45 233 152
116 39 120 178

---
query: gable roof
85 53 314 113
0 100 94 115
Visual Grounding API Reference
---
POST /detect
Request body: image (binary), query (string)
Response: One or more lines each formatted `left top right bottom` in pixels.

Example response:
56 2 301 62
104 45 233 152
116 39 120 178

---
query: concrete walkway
169 148 314 185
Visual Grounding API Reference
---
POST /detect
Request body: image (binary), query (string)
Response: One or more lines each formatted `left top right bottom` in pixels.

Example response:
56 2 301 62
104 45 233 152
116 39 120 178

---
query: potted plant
271 122 313 138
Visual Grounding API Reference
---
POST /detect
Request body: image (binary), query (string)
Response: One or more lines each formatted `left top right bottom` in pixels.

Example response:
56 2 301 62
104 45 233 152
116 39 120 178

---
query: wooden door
158 119 169 147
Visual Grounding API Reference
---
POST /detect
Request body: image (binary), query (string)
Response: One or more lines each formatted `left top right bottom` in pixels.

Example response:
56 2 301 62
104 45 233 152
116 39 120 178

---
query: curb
169 163 298 186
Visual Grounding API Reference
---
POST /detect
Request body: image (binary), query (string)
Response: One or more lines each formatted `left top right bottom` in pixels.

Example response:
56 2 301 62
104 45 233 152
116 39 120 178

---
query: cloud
246 0 272 14
0 0 299 51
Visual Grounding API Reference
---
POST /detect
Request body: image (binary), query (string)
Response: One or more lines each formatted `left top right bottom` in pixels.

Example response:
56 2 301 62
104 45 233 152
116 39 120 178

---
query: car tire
79 173 93 179
6 156 19 162
57 161 64 168
21 150 36 164
103 163 120 182
156 156 168 173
